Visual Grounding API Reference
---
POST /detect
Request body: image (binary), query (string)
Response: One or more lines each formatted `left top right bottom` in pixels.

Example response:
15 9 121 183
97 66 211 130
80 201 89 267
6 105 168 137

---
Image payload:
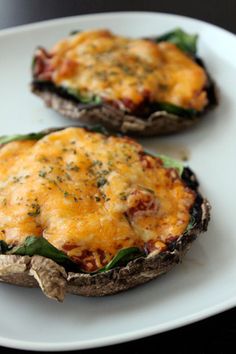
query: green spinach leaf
66 87 102 105
0 126 109 147
5 237 144 273
0 132 47 145
7 236 79 271
158 154 184 176
100 247 145 272
156 28 198 55
155 102 197 118
144 150 184 177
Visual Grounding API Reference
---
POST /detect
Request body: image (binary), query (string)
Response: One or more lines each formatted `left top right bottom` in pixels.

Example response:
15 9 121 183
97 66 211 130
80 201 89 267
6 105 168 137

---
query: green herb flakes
97 177 107 188
28 203 40 217
66 162 80 172
38 170 47 178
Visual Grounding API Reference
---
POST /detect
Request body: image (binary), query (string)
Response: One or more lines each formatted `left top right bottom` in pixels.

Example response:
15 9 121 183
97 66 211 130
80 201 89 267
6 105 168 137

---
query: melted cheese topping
0 128 195 271
37 29 208 111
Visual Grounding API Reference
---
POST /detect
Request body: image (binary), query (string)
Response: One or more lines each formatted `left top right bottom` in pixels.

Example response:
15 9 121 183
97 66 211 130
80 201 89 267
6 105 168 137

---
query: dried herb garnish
28 203 40 217
66 162 80 172
38 170 47 178
97 177 107 188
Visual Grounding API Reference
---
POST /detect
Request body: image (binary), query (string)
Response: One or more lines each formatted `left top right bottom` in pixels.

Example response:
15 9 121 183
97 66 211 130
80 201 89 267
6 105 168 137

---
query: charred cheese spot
0 128 195 271
34 29 208 112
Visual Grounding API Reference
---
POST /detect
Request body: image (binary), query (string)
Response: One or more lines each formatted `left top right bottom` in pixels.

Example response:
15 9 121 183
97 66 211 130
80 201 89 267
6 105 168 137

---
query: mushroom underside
31 65 218 136
0 198 210 302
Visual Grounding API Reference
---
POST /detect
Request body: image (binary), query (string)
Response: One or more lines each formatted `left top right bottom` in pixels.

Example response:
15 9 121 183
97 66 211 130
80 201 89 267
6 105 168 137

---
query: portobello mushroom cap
0 128 210 301
0 195 210 301
31 65 217 137
31 28 218 137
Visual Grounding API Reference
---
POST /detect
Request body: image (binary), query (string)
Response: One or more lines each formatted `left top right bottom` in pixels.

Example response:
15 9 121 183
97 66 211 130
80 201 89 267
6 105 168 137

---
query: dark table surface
0 0 235 353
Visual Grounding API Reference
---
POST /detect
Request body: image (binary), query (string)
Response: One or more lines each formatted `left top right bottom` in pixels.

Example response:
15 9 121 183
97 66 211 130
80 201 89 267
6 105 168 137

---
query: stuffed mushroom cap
0 127 210 301
31 29 217 136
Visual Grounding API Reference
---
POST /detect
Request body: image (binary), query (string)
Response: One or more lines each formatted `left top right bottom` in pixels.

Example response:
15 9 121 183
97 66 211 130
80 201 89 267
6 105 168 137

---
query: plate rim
0 10 235 352
0 297 235 351
0 10 235 39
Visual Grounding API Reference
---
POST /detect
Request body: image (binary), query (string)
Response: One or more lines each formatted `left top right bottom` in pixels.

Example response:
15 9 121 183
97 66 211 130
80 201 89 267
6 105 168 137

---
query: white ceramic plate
0 11 235 351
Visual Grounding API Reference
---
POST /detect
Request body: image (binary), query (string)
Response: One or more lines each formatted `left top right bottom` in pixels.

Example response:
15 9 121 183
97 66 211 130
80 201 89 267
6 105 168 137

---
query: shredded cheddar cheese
34 29 208 112
0 128 195 271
